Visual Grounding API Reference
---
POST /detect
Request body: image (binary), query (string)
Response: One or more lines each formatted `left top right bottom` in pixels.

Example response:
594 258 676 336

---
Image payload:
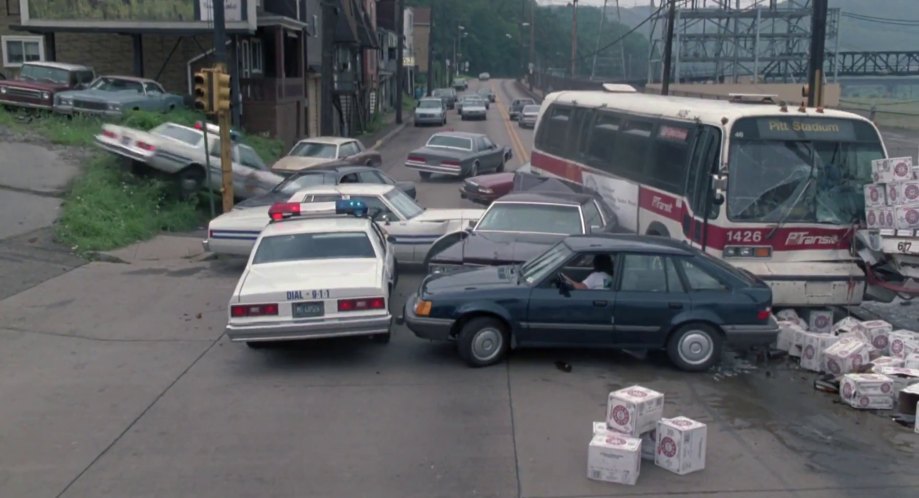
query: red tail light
136 141 155 151
338 297 386 312
231 303 279 318
268 202 301 221
757 307 772 321
441 160 461 168
408 155 426 163
102 130 117 139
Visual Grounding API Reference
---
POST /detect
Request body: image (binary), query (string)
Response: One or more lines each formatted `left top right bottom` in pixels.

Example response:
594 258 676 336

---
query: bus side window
650 123 692 193
685 126 722 219
535 104 572 157
585 112 621 174
614 119 653 182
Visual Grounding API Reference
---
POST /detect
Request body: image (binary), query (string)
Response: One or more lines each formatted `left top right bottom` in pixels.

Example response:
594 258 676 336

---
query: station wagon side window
481 137 496 150
340 142 359 157
210 139 240 162
619 254 684 293
678 258 727 291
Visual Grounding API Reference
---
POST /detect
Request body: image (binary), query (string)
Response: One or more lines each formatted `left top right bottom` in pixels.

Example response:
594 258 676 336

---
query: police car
226 200 396 348
205 184 483 264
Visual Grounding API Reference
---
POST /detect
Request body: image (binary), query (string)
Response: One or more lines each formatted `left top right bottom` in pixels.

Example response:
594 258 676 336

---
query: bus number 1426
726 230 763 243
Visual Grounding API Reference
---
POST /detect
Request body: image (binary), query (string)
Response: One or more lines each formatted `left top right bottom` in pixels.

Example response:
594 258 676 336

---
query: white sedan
204 184 484 264
226 201 396 347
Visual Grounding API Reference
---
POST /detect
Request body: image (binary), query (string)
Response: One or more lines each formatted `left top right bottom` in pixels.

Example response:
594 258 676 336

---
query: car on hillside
94 120 282 199
459 97 488 121
518 104 541 128
271 136 381 175
414 97 447 126
476 87 495 103
234 163 416 209
478 72 490 81
508 98 536 120
204 184 484 264
0 62 95 111
226 200 396 348
432 88 457 109
425 190 619 274
405 131 511 180
402 234 778 370
54 75 185 117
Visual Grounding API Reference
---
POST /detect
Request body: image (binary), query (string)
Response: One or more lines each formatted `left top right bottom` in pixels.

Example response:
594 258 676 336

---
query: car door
522 252 617 347
370 222 395 287
348 194 413 262
480 136 501 169
612 253 690 348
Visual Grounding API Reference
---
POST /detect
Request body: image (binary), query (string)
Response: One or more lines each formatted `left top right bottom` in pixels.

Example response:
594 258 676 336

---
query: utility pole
590 0 608 80
807 0 828 107
661 0 676 95
528 0 534 91
426 14 434 96
320 0 338 135
395 0 404 124
570 0 578 78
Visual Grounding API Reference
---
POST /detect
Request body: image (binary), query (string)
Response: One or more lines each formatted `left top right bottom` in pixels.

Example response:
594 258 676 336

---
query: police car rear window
253 232 375 264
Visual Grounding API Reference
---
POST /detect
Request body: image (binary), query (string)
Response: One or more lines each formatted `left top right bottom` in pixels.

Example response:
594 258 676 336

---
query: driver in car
562 254 614 290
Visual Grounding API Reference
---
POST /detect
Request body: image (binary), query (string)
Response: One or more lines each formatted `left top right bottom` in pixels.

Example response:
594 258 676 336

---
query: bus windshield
727 117 884 225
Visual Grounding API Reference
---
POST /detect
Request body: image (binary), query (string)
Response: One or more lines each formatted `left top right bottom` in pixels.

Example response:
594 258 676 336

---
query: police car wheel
666 323 722 372
457 317 508 367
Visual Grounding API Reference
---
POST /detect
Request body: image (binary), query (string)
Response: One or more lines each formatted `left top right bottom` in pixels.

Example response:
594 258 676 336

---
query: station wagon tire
667 323 723 372
457 317 509 367
419 171 432 181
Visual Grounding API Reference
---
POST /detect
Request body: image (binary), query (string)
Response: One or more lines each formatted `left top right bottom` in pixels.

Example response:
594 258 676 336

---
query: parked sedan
508 98 536 120
271 137 381 175
432 88 457 109
234 163 417 209
55 75 184 117
518 104 541 128
459 97 488 121
402 234 778 370
426 190 619 274
459 172 515 205
414 97 447 126
405 131 511 180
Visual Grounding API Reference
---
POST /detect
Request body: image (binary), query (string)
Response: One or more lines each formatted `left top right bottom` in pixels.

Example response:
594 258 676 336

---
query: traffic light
193 69 214 113
213 69 232 112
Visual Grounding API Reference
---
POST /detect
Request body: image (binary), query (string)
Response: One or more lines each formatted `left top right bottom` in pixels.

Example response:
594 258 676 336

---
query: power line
574 1 666 65
842 12 919 27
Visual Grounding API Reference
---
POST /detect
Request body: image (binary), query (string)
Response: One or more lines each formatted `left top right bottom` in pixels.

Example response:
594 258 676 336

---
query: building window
251 39 263 74
2 36 44 68
7 0 21 15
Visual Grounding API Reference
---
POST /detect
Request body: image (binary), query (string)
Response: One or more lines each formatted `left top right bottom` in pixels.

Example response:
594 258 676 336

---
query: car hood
422 264 522 297
431 231 564 265
414 208 484 223
467 171 514 188
271 156 335 172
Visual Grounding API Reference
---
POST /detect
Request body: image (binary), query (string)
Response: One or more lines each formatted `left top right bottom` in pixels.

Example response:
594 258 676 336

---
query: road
1 79 918 498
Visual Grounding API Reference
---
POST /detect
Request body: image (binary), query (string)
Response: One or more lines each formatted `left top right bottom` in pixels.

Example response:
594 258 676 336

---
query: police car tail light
757 307 771 321
723 246 772 258
136 141 155 152
268 202 301 221
408 155 426 163
231 303 279 318
338 297 385 312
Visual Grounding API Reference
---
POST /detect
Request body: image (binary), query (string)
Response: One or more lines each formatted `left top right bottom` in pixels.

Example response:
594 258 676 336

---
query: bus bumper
733 261 865 307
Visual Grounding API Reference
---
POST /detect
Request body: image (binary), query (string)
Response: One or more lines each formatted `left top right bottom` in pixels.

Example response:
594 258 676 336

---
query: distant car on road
478 72 490 81
54 75 184 117
518 104 541 128
459 97 488 120
476 87 495 103
234 163 416 210
0 61 95 111
432 88 457 109
414 97 447 126
402 234 778 370
452 78 468 90
405 131 511 180
271 137 381 175
508 98 536 120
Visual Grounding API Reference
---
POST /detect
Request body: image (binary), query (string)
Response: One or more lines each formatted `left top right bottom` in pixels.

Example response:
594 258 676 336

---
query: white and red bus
529 88 887 307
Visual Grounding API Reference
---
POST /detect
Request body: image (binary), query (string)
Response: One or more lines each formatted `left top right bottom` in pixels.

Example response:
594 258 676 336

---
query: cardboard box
894 181 919 206
905 353 919 369
898 384 919 416
802 308 834 334
593 421 610 435
871 356 905 368
872 158 895 184
861 320 893 353
654 417 707 476
833 317 865 335
895 206 919 230
607 386 665 437
799 330 840 371
864 183 887 207
823 337 871 375
840 373 895 409
873 157 915 183
890 330 919 359
872 366 919 397
641 431 656 462
777 320 805 352
865 208 887 229
587 433 641 485
887 183 900 206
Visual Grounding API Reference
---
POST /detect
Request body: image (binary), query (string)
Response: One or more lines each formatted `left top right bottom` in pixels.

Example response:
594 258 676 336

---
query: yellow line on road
492 82 531 164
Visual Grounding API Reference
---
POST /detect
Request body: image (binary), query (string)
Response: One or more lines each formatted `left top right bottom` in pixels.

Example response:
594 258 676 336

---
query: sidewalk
359 109 412 151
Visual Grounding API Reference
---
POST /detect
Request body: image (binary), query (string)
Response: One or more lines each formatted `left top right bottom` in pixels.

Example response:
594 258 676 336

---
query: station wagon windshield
520 242 574 285
728 117 884 224
385 189 424 219
427 135 472 150
477 203 583 234
253 232 375 264
18 65 69 85
90 77 144 93
289 142 338 159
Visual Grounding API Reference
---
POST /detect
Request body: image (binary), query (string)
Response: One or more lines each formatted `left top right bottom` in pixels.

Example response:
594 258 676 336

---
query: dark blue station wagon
401 234 778 371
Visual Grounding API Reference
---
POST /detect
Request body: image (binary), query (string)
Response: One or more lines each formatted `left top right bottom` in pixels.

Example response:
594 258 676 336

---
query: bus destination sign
750 117 856 141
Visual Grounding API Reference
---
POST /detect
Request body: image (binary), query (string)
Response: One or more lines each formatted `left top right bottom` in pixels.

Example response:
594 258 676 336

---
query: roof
25 61 91 71
431 131 486 139
263 216 372 236
295 136 358 146
496 192 592 206
563 234 695 256
98 75 159 84
545 90 874 124
291 183 395 198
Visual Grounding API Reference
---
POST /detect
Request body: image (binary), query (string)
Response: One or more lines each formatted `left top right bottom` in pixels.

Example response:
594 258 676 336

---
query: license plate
293 301 324 318
121 136 131 145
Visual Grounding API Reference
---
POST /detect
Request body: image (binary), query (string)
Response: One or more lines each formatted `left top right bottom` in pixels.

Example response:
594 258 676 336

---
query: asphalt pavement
1 80 918 498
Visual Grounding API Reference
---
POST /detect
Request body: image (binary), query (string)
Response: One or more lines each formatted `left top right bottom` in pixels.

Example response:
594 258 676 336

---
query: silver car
414 97 447 126
518 104 541 128
460 97 487 121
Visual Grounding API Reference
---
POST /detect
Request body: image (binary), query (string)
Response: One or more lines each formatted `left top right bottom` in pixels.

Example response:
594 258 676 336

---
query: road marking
492 82 531 164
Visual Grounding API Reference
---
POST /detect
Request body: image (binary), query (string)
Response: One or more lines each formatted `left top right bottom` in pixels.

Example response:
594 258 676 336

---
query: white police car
226 200 396 347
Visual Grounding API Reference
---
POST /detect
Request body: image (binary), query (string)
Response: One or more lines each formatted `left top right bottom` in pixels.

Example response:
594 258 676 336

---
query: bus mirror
711 173 727 192
712 190 725 206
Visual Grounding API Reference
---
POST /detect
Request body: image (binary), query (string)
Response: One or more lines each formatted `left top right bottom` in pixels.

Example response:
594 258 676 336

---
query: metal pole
320 0 337 135
395 0 404 124
674 7 680 84
201 116 215 219
661 0 676 95
591 0 608 80
212 0 227 64
807 0 828 107
427 15 434 96
570 0 578 78
753 7 761 83
529 0 535 91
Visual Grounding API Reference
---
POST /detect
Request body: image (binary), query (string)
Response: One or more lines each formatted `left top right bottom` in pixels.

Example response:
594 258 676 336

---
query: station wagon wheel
457 317 509 367
666 323 723 372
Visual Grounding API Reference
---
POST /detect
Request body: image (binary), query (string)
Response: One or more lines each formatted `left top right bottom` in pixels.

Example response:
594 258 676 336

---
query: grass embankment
0 106 283 255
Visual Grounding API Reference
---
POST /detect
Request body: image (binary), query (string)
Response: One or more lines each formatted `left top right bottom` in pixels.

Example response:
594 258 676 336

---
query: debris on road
891 329 919 359
823 337 871 376
554 360 572 373
654 417 707 476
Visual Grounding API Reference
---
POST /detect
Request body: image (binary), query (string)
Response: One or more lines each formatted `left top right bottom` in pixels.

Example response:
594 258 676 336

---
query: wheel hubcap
678 331 713 365
471 327 502 362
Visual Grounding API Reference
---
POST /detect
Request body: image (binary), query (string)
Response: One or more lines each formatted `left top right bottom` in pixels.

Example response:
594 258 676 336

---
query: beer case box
873 157 915 184
593 421 610 435
587 433 641 485
871 356 905 368
789 325 810 357
840 373 895 409
798 330 840 371
802 308 834 334
654 417 707 476
905 353 919 369
916 401 919 434
890 330 919 359
864 183 887 208
894 181 919 206
775 309 800 321
861 320 893 354
640 431 656 462
823 337 871 376
887 183 900 206
894 206 919 230
607 386 665 437
871 366 919 397
865 209 883 229
833 317 865 335
777 320 805 352
872 158 895 184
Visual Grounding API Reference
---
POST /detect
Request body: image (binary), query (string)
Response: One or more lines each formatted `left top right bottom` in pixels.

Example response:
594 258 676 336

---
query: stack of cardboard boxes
865 157 919 232
588 385 707 486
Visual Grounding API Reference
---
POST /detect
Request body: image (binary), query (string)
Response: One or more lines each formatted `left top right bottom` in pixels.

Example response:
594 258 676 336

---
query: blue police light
335 199 368 217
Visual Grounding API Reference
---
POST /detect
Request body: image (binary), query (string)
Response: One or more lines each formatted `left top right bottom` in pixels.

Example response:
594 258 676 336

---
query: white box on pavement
890 330 919 359
802 308 834 334
894 181 919 206
587 433 641 485
775 309 799 321
833 316 865 335
864 183 887 207
887 183 900 206
840 373 895 409
799 330 840 371
873 157 914 183
593 421 610 435
777 320 805 352
871 366 919 397
861 320 893 354
872 356 905 368
654 417 707 476
873 158 895 184
823 337 871 375
895 206 919 230
607 386 665 437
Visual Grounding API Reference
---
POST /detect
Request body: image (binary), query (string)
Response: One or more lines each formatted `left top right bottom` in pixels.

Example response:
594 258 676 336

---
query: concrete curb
370 117 412 151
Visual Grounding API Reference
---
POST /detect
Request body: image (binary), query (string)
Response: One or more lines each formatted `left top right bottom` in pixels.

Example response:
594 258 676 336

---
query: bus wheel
646 223 670 238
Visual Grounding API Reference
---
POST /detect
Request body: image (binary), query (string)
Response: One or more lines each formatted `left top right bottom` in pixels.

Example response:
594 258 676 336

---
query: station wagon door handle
593 300 608 307
669 302 684 309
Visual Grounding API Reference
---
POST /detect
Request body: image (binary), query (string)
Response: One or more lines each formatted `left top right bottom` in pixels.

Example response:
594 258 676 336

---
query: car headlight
0 87 7 94
41 91 50 100
478 187 494 194
59 97 72 106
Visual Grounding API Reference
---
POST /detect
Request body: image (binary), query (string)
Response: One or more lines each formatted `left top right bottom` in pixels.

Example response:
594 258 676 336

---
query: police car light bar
267 199 369 221
335 199 368 217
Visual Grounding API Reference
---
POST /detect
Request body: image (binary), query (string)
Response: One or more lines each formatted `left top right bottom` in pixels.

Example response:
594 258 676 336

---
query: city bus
529 88 887 307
